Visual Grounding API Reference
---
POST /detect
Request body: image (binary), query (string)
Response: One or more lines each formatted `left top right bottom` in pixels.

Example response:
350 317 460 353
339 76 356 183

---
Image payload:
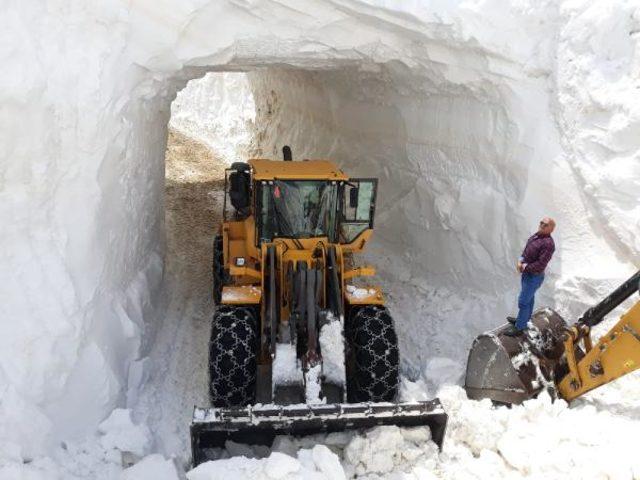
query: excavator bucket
465 309 568 404
191 400 448 466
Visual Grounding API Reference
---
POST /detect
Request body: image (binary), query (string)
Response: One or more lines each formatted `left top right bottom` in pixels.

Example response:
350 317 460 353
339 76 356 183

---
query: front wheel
346 305 399 402
209 306 257 407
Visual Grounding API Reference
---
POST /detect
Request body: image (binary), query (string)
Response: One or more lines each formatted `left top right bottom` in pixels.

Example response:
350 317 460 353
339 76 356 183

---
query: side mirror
349 187 358 208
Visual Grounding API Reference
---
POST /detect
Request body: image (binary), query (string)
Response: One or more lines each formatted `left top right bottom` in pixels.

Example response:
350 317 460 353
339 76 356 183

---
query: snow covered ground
2 0 640 478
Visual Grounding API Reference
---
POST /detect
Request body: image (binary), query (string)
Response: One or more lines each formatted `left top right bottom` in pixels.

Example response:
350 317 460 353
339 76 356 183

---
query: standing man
504 217 556 336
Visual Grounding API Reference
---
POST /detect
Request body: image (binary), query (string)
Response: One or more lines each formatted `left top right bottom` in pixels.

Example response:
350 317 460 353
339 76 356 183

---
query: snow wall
2 0 639 464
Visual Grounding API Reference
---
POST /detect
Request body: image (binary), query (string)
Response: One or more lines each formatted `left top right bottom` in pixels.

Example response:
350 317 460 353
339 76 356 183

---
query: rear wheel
346 305 399 402
209 306 257 407
212 235 227 304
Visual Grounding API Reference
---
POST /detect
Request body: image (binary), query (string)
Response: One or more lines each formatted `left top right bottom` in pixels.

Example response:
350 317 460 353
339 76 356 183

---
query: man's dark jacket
520 233 555 274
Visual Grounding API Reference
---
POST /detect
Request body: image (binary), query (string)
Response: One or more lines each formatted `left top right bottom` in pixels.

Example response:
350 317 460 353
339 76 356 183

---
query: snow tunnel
4 0 638 468
128 55 562 459
161 60 559 382
0 9 569 453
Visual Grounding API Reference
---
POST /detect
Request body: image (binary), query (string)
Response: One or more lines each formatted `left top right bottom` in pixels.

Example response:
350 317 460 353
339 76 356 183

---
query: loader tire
209 306 257 407
346 305 399 402
212 235 227 304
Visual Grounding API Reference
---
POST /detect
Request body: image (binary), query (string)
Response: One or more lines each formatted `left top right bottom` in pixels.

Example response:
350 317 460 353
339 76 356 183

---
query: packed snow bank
556 2 640 260
170 72 255 164
3 0 640 477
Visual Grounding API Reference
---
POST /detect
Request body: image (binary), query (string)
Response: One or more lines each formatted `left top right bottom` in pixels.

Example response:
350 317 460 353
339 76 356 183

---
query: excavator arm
557 270 640 401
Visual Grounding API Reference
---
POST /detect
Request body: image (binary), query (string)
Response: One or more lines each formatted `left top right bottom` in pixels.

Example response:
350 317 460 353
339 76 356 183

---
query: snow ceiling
2 0 638 467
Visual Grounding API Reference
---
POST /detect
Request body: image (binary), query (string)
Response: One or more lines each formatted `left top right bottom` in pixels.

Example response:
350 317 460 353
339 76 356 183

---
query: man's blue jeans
516 272 545 330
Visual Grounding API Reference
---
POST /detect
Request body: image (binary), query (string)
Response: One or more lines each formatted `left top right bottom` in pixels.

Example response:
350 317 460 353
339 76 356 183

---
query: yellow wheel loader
465 269 640 405
190 148 448 465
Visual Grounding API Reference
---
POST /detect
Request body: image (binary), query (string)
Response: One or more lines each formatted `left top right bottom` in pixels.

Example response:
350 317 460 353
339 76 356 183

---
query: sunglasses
539 221 549 227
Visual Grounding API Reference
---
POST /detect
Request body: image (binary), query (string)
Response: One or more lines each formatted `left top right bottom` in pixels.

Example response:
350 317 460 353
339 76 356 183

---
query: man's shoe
506 316 517 325
503 325 524 337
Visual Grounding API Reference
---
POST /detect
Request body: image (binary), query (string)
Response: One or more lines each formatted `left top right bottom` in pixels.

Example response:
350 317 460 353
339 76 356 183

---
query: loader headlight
235 257 246 267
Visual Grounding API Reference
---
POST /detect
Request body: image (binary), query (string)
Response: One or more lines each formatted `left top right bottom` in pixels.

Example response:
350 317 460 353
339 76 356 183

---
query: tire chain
209 306 257 407
212 235 227 304
349 305 399 402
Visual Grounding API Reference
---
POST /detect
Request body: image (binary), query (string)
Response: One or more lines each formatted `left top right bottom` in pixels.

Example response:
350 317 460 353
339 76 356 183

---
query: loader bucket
190 400 448 466
465 308 568 405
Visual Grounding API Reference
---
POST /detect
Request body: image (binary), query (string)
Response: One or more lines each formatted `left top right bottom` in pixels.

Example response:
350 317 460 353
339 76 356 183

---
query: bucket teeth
190 400 448 466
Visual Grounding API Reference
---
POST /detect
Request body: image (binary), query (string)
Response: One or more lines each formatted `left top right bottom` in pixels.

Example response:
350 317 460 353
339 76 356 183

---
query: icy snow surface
346 285 379 300
273 343 302 388
305 365 325 404
2 0 640 478
319 318 347 386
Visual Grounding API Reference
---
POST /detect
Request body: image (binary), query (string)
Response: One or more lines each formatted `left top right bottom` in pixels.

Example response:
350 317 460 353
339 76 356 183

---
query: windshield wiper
272 194 304 249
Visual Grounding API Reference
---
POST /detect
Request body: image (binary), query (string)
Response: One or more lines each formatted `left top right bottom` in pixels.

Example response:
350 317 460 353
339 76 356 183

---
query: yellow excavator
190 147 447 465
466 269 640 404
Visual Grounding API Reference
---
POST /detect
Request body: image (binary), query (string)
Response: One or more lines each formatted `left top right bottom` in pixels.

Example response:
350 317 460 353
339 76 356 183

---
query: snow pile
3 0 640 477
188 446 345 480
319 319 346 386
98 408 152 457
343 425 437 477
305 365 325 404
170 72 255 164
272 343 302 388
439 385 640 479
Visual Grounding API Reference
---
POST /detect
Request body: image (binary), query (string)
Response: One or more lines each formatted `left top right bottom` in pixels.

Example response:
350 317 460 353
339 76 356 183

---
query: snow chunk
310 445 345 480
304 365 325 404
344 425 437 476
345 285 377 299
98 409 151 457
399 376 431 402
121 454 179 480
272 343 301 388
264 452 300 478
319 319 345 386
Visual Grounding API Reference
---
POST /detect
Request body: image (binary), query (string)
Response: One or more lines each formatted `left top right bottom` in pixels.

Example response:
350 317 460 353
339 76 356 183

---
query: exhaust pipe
283 145 292 161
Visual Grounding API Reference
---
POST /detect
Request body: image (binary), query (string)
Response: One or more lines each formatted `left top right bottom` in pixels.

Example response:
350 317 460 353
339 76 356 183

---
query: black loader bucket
191 400 448 466
465 309 569 405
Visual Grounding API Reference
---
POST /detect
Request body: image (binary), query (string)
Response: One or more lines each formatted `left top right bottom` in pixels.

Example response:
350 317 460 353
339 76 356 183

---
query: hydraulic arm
557 270 640 400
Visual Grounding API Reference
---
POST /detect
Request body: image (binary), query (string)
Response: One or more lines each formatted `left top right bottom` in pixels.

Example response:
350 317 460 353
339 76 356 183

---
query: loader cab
224 159 378 247
253 178 377 245
256 179 340 243
339 179 377 244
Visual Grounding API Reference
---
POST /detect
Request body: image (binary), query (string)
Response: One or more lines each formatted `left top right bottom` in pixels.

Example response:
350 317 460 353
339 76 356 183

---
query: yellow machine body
557 300 640 401
219 158 382 312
